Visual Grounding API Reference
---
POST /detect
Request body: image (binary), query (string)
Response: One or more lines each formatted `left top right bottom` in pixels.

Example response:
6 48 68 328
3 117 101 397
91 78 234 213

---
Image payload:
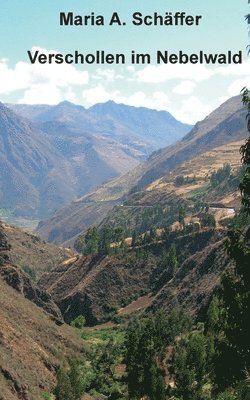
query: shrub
70 315 86 329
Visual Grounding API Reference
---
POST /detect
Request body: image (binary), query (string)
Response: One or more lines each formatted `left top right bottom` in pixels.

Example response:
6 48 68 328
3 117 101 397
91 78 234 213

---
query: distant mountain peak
35 95 248 245
57 100 76 107
1 100 191 222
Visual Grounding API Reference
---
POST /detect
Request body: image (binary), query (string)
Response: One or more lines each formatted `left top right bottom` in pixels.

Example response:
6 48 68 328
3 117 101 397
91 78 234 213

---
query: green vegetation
53 327 126 400
210 164 231 187
185 184 210 200
161 243 179 276
42 392 54 400
22 265 37 282
81 327 124 345
75 224 127 256
53 9 250 399
178 205 186 227
201 213 216 228
71 315 86 329
175 175 197 186
53 98 250 400
173 331 215 400
186 165 244 205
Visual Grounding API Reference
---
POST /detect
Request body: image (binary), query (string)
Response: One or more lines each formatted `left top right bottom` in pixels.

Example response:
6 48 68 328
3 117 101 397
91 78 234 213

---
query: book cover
0 1 249 399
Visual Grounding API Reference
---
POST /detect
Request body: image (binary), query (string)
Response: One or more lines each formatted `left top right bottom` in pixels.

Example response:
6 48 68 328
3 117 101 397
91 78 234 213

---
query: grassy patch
185 184 209 200
81 327 125 348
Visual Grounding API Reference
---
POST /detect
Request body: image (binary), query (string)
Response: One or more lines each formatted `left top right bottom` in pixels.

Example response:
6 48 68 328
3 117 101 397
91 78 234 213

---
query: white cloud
1 47 250 123
19 84 77 105
82 85 120 105
136 59 250 85
119 91 170 110
218 95 231 104
82 84 217 124
0 47 89 103
0 60 29 93
93 68 125 82
82 84 170 111
136 64 214 83
169 96 214 124
215 59 250 77
227 78 250 97
172 81 196 95
93 69 116 82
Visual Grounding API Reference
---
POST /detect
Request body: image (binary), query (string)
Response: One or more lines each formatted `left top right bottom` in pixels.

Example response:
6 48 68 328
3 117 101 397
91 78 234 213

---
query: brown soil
118 293 154 315
0 278 83 400
1 221 73 276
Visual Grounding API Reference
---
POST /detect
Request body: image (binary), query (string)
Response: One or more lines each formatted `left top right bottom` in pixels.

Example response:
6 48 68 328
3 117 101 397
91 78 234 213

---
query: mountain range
0 101 191 219
0 94 249 399
36 95 248 244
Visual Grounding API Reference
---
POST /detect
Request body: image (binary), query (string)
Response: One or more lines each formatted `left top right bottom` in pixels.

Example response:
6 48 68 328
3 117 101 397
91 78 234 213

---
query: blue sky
0 0 249 123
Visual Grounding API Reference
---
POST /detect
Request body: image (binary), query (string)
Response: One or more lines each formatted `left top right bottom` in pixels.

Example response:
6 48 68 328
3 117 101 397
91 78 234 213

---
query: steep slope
89 101 190 148
0 221 84 398
36 95 248 244
98 138 244 237
135 94 246 188
3 101 190 221
149 237 233 319
9 100 191 151
39 229 229 325
0 221 65 321
0 220 73 277
0 277 82 400
0 103 75 218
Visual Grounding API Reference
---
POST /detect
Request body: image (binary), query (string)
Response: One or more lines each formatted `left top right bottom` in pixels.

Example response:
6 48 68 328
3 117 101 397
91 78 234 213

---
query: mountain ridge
1 101 191 220
36 95 248 244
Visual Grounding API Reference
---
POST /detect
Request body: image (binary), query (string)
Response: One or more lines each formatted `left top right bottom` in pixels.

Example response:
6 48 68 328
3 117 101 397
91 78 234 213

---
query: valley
36 95 247 245
0 94 249 399
1 100 191 221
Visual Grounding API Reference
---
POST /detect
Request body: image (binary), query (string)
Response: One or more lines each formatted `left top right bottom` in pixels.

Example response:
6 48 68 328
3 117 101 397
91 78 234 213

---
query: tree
54 358 94 400
175 175 185 186
91 338 123 397
126 317 165 400
167 244 178 276
70 315 86 329
113 226 124 243
210 164 231 187
149 226 157 242
202 213 216 228
98 225 112 255
178 206 186 228
54 365 74 400
173 331 214 400
131 230 137 248
126 310 192 400
161 244 179 276
84 226 99 255
213 8 250 391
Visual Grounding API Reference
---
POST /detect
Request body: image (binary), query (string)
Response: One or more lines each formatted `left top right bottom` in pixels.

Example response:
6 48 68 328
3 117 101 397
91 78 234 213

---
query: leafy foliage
161 243 179 276
173 331 215 400
201 213 216 228
70 315 86 329
175 175 197 186
210 164 231 188
125 309 191 399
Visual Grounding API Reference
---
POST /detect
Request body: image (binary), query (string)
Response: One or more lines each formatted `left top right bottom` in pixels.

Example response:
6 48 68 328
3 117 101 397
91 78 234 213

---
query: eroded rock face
148 238 233 320
0 221 63 323
0 264 63 322
0 276 83 400
39 253 157 326
0 224 11 265
40 229 231 326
